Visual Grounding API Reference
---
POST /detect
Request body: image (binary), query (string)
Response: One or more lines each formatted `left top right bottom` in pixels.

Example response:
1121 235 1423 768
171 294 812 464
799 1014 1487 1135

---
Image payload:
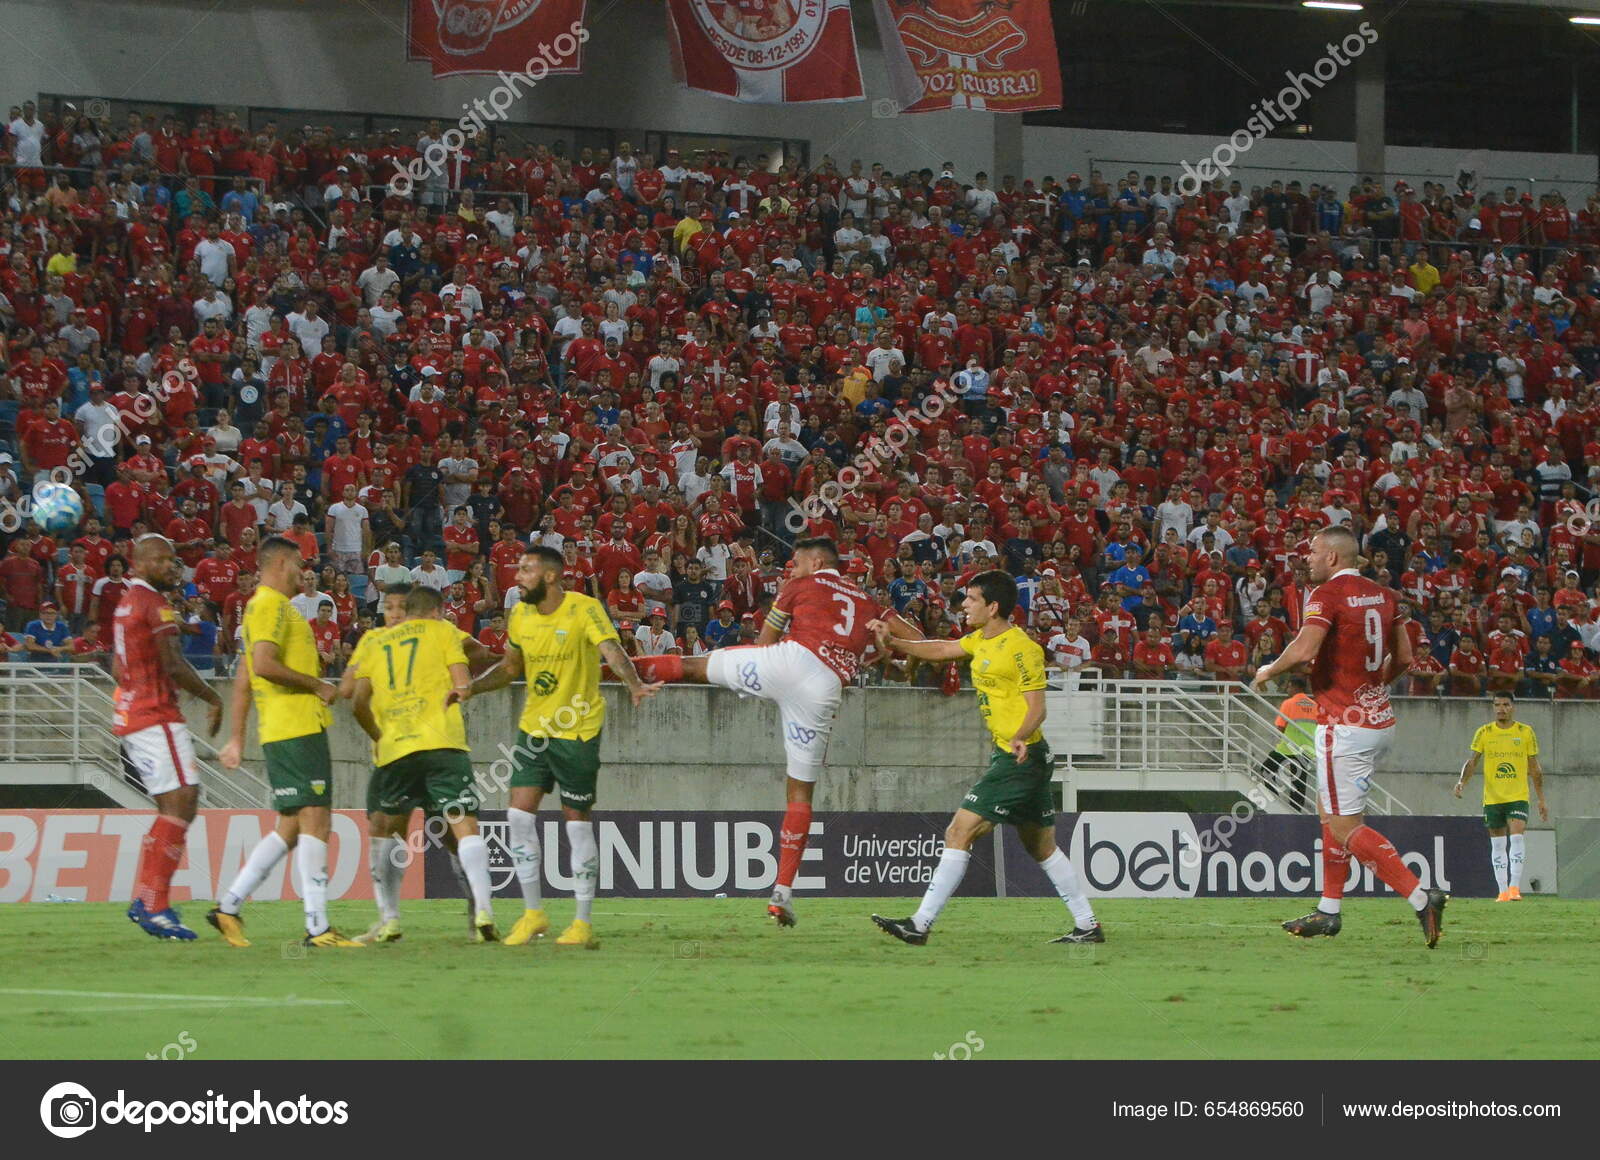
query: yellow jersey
351 619 469 766
508 591 618 741
1470 721 1539 805
961 624 1047 751
241 585 330 743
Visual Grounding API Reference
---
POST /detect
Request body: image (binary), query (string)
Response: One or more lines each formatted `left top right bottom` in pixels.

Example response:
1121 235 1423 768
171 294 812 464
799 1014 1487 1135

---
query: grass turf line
1 897 1594 1060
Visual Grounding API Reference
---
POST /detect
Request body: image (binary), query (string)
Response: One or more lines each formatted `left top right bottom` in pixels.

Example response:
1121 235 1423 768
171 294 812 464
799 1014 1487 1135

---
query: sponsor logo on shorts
738 660 762 692
784 722 818 746
310 780 326 796
272 786 297 798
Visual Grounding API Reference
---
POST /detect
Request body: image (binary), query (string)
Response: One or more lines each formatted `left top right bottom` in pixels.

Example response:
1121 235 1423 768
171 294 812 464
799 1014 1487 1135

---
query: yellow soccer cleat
206 907 251 948
1507 886 1523 901
303 927 365 948
555 919 599 949
474 910 500 943
354 919 404 944
1496 891 1511 902
504 908 550 946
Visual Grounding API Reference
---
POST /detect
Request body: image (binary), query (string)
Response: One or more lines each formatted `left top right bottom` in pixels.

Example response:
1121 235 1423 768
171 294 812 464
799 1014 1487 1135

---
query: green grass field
2 897 1595 1060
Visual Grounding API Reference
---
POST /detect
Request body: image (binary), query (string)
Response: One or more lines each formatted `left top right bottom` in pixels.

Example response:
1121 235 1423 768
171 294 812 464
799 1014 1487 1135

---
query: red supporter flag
665 0 864 104
407 0 589 78
873 0 1062 114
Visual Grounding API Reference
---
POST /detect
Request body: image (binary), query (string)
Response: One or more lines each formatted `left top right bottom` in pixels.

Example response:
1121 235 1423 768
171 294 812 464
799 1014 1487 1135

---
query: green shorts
263 730 333 811
1483 799 1530 829
961 740 1055 828
509 730 601 811
367 749 478 817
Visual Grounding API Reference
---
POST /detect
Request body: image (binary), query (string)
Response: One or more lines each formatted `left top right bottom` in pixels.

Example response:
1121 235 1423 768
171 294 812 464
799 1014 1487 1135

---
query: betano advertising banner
422 811 1495 900
0 811 424 904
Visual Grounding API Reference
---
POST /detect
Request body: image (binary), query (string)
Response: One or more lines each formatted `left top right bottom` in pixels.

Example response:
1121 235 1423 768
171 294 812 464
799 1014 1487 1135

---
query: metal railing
0 667 269 809
1045 677 1412 816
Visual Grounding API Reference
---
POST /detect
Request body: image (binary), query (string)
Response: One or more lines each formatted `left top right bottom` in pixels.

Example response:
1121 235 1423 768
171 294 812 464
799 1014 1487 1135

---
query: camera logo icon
40 1081 97 1138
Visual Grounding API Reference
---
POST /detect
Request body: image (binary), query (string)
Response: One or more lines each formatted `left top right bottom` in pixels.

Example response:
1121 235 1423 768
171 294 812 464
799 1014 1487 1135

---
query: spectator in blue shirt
22 603 73 664
1176 603 1217 644
181 597 219 672
1108 545 1151 611
703 602 741 648
888 573 929 613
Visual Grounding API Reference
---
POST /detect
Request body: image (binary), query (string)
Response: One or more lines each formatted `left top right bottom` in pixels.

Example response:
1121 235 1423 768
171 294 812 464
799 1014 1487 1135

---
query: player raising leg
866 571 1102 945
461 547 659 948
1253 526 1448 947
1456 693 1549 902
212 535 358 948
632 537 916 928
116 535 226 940
351 585 499 942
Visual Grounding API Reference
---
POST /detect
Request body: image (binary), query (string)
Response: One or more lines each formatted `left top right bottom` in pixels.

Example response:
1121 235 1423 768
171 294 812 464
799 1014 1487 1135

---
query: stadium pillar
993 112 1024 185
1353 35 1385 184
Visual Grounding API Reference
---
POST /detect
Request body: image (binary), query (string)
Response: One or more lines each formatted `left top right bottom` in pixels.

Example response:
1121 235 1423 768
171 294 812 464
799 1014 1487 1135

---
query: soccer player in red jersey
114 536 225 940
631 537 913 927
1253 526 1448 947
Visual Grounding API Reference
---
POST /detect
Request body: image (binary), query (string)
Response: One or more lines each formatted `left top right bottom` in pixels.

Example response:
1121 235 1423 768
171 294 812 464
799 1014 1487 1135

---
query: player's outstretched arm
251 640 337 704
1009 689 1047 760
157 631 225 737
351 676 381 742
218 658 252 767
599 637 662 707
459 641 524 701
1455 752 1478 799
868 619 967 662
1251 622 1328 691
1529 753 1549 821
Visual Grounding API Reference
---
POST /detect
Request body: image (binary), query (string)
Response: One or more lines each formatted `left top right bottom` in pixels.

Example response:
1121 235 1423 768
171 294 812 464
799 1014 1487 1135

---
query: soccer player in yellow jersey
212 536 359 948
461 546 660 948
349 585 499 943
866 570 1102 946
1457 693 1549 901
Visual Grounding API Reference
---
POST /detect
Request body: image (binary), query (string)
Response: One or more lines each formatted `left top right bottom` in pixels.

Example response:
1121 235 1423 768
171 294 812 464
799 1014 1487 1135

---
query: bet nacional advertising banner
421 812 1498 900
0 811 424 904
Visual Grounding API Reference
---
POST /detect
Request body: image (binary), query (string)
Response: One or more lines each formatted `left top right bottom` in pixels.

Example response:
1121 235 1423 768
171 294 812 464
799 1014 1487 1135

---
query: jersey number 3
831 592 856 638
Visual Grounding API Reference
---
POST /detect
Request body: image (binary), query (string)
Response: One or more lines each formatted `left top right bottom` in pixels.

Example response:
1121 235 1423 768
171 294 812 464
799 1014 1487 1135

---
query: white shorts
706 640 842 782
120 721 199 798
1314 722 1392 817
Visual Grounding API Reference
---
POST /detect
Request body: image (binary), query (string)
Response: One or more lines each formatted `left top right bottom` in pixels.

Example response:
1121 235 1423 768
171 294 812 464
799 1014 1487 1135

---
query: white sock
1407 886 1430 911
566 820 598 923
1508 833 1526 889
1038 849 1096 929
912 848 971 932
370 836 402 923
297 835 331 935
507 807 544 909
1490 835 1509 894
457 835 495 915
221 831 288 914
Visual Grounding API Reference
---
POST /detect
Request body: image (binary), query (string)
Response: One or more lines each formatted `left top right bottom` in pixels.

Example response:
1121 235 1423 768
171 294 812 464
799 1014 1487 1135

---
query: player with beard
1252 526 1448 947
117 535 225 940
458 547 660 949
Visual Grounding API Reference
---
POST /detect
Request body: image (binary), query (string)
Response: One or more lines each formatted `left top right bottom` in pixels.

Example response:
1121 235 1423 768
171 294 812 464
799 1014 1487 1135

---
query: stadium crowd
3 99 1600 699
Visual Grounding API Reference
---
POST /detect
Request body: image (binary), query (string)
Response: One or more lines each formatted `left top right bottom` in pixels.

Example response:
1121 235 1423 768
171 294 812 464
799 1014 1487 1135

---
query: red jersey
770 569 881 683
1303 569 1397 729
110 578 182 735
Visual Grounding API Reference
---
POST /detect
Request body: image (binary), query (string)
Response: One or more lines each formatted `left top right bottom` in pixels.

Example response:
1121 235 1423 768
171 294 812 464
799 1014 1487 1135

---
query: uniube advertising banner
0 811 424 903
423 811 1496 900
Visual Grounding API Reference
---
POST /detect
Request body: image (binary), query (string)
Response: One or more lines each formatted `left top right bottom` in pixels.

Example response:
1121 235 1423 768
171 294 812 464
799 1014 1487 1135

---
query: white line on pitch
0 988 350 1006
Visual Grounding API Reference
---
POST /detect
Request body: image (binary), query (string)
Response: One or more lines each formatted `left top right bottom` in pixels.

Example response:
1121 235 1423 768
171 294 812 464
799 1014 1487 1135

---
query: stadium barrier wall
0 810 424 904
415 811 1516 901
169 684 1600 818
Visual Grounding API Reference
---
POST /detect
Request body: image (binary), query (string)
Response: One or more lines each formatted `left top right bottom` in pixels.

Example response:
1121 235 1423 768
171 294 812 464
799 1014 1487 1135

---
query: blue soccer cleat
138 907 198 941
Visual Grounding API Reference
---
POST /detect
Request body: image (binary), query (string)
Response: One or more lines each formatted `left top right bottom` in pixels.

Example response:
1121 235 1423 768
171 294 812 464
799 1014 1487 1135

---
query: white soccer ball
31 481 85 536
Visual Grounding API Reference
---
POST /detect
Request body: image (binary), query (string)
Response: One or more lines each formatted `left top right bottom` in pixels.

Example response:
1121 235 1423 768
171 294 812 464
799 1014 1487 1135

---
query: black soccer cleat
1417 888 1448 949
1283 909 1342 938
1049 923 1106 944
871 914 928 946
